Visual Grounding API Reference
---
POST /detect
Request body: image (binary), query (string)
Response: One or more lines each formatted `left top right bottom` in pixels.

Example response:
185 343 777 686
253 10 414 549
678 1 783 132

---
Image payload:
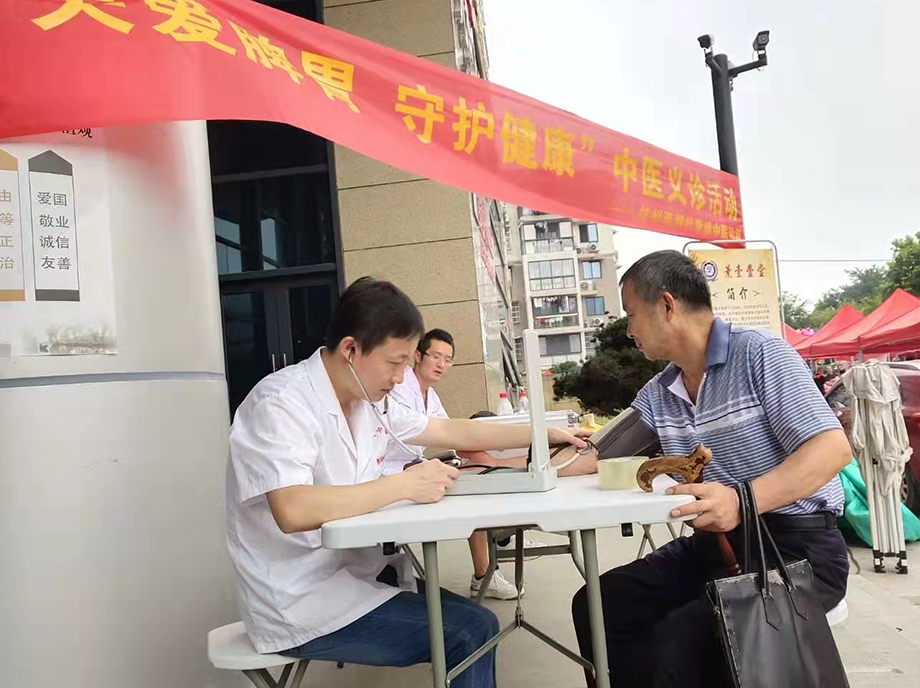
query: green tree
808 306 838 330
884 232 920 297
814 265 886 314
552 318 665 415
782 292 814 330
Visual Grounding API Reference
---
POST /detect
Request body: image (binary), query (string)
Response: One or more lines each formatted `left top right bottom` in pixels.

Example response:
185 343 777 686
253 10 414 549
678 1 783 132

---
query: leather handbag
706 481 849 688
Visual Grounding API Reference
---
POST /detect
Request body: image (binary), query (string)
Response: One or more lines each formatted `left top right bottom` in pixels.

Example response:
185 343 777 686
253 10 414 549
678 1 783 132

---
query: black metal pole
710 53 739 176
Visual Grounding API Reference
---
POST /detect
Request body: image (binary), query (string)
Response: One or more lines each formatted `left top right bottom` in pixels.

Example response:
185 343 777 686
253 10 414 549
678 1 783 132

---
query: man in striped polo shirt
571 251 852 688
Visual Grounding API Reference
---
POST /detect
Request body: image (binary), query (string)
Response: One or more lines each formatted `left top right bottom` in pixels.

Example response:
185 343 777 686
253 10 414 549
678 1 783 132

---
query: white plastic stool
208 622 308 688
826 599 848 627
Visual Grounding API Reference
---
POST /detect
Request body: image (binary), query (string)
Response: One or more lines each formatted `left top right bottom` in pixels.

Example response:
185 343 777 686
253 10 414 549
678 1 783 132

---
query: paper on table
651 474 679 494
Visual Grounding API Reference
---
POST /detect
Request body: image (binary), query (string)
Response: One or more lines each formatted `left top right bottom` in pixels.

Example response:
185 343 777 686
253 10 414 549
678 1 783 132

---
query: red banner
0 0 744 241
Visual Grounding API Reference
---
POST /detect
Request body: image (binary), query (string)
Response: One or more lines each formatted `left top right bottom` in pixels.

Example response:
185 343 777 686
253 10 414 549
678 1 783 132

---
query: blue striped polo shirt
632 318 845 515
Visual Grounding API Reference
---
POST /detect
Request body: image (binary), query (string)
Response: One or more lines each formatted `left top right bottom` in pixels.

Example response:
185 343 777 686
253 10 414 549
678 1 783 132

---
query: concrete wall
324 0 498 419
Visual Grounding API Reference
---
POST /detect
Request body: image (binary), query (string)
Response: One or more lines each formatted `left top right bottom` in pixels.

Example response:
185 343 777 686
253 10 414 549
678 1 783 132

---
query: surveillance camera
753 30 770 51
698 34 714 50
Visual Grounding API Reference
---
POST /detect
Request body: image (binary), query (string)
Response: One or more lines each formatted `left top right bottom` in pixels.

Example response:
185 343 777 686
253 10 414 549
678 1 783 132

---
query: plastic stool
208 622 309 688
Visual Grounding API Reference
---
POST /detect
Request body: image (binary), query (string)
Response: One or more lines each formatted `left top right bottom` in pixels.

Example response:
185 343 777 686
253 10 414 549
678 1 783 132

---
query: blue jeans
281 578 499 688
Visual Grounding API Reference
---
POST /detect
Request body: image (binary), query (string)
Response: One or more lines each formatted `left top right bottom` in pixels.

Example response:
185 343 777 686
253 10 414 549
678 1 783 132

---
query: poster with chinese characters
0 130 116 357
0 148 26 302
30 150 80 301
689 247 782 336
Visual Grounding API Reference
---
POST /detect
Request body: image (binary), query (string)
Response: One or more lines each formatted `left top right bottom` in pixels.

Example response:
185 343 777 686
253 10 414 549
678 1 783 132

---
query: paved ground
244 527 920 688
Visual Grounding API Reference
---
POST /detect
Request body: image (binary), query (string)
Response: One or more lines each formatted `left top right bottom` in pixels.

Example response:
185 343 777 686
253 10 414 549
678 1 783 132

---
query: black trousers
571 522 849 688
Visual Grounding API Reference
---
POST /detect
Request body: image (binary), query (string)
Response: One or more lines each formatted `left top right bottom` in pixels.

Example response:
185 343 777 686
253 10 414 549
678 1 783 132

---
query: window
533 295 579 329
539 334 582 356
212 173 335 275
522 220 575 254
582 261 602 280
579 223 599 243
528 259 576 291
585 334 598 358
532 295 578 317
585 296 606 316
514 337 524 361
512 301 522 325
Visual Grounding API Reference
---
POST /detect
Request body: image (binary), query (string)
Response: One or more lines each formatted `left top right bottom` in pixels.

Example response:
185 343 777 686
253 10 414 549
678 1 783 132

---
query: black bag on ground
706 481 849 688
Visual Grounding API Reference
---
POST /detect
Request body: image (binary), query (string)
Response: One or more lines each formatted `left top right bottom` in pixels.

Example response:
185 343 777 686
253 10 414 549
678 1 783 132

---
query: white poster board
689 247 782 336
0 130 116 356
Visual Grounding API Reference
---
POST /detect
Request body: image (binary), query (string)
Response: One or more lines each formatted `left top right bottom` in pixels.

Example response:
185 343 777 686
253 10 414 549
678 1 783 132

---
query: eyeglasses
424 352 453 366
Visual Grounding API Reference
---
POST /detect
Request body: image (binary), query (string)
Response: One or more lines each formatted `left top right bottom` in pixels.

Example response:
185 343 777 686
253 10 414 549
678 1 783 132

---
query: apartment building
505 207 622 370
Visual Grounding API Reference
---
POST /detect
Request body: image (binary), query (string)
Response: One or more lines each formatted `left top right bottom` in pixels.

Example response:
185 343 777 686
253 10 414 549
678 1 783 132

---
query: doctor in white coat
227 278 589 687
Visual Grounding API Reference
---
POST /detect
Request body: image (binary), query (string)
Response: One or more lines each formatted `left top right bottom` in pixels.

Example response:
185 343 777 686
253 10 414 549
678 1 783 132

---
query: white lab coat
226 349 429 653
383 366 450 475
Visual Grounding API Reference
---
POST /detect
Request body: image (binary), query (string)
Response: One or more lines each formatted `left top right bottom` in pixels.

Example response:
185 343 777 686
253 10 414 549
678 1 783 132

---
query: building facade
210 0 517 419
506 207 622 370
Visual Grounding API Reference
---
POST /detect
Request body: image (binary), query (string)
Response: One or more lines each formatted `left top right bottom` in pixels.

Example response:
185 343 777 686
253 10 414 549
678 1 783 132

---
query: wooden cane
637 445 742 576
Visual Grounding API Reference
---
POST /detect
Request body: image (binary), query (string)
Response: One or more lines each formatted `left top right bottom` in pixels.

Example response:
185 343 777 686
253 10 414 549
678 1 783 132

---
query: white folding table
321 475 694 688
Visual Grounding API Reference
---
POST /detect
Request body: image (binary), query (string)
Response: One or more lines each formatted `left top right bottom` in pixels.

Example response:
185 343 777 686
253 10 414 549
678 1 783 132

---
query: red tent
859 303 920 354
784 324 807 346
794 304 864 359
807 289 920 359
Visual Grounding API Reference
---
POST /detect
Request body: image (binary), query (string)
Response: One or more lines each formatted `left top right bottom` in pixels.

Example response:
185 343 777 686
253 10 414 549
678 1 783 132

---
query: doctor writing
226 277 587 688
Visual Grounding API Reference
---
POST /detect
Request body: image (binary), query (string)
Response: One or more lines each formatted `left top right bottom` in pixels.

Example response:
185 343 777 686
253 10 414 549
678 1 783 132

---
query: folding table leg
637 524 657 559
290 661 310 688
423 541 447 688
580 529 610 688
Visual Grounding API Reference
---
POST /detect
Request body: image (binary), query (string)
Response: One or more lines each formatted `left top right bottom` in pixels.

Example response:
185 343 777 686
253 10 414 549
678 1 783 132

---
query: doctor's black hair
418 329 455 357
619 250 712 312
326 277 425 353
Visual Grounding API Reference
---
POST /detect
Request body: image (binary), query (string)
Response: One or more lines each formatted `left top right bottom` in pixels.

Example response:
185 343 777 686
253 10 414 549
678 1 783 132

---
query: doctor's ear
338 337 358 362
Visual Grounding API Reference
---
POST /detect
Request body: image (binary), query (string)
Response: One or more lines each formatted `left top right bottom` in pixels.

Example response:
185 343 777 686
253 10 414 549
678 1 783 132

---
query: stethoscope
347 351 424 461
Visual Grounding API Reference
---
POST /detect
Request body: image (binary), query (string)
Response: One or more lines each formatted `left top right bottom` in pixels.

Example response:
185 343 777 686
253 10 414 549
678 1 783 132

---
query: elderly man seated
572 251 851 688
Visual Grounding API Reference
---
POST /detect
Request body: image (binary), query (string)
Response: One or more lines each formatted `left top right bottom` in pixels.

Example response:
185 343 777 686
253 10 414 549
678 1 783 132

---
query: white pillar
0 122 235 688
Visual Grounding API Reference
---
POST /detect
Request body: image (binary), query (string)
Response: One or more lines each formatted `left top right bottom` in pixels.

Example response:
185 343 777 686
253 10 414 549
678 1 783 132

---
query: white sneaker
470 569 522 600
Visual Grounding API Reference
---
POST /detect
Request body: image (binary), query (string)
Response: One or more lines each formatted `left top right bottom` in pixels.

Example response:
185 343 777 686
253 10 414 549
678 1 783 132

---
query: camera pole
698 32 770 176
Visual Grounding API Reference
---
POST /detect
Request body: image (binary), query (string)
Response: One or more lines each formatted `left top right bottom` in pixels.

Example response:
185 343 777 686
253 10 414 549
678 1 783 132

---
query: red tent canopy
794 304 864 359
784 324 807 346
859 303 920 354
807 289 920 359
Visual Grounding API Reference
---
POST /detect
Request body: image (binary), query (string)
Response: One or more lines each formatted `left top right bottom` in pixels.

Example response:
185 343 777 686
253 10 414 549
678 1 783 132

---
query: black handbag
706 481 849 688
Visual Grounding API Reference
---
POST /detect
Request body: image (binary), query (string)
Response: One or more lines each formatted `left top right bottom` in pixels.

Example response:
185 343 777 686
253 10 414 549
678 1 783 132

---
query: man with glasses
383 329 522 600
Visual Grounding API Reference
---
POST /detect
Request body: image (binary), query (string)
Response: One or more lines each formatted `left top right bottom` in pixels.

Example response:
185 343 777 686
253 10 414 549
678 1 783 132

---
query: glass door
219 276 337 415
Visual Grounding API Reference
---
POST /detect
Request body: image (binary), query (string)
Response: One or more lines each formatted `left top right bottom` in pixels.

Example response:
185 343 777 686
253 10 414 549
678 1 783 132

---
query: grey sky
485 0 920 305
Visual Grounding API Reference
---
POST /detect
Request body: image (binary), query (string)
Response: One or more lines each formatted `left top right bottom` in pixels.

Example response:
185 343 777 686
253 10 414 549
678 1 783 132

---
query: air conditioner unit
575 246 584 254
589 243 599 252
591 317 603 326
580 281 589 289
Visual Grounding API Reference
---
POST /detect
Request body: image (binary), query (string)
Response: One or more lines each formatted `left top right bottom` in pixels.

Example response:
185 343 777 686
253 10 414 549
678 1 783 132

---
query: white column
0 122 234 688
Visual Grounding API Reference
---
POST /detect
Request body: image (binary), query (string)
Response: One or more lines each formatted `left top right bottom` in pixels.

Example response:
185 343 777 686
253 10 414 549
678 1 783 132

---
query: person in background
383 329 517 600
384 328 599 599
814 365 829 393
